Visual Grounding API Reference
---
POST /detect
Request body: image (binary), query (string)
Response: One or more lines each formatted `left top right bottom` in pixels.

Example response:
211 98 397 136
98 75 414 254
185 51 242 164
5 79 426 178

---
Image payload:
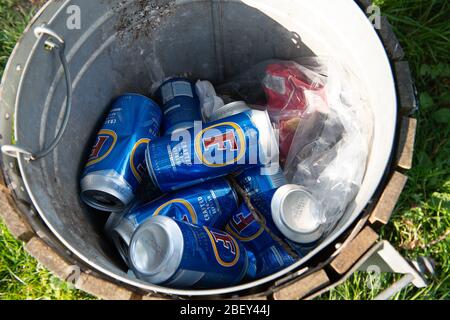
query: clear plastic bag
282 60 373 236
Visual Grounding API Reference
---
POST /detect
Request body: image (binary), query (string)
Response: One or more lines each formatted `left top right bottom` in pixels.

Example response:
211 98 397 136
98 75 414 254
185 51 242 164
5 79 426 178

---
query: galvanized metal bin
0 0 427 300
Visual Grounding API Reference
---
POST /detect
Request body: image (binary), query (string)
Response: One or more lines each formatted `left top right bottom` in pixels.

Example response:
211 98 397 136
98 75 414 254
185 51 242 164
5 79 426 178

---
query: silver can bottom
80 170 135 212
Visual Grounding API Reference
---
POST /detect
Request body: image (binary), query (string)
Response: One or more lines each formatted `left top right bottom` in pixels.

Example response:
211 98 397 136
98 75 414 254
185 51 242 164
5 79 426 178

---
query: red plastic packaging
263 61 328 166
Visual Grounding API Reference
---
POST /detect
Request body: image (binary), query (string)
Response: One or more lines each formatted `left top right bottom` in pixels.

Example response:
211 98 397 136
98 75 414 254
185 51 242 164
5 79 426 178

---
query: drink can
146 108 279 192
234 165 287 217
106 177 239 264
225 203 296 278
154 77 202 135
236 169 323 256
128 216 253 288
271 184 325 245
81 94 162 212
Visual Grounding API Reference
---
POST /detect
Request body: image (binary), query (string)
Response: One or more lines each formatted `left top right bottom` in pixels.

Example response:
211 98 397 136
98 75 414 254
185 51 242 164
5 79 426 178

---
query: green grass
321 0 450 300
0 223 92 299
0 0 34 78
0 0 449 300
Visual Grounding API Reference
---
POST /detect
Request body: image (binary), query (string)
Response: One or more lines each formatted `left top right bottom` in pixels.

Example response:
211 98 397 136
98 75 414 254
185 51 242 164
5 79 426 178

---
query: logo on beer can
195 122 247 167
226 208 265 242
130 138 151 183
87 129 117 166
204 228 240 267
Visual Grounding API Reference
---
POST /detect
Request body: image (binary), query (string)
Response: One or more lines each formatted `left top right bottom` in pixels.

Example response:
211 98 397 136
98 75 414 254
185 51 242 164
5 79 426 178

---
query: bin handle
1 26 72 161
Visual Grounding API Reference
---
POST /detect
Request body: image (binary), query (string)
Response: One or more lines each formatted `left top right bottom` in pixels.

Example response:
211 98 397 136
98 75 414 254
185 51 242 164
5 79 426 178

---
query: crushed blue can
80 94 162 212
128 216 254 288
145 108 279 192
225 203 296 279
105 177 240 264
154 77 202 135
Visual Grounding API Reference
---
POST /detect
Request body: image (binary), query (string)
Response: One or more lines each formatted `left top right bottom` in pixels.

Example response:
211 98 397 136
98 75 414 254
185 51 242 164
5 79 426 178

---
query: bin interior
11 0 396 296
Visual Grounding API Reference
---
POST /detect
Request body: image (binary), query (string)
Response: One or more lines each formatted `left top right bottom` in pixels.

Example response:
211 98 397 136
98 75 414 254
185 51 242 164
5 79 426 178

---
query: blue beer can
225 203 296 278
128 216 253 288
235 169 323 257
106 177 240 264
154 77 202 135
80 94 162 212
145 108 279 192
234 165 287 217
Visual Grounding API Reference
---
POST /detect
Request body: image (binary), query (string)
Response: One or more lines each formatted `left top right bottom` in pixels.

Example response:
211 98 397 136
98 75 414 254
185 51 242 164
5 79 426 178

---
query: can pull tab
1 25 72 162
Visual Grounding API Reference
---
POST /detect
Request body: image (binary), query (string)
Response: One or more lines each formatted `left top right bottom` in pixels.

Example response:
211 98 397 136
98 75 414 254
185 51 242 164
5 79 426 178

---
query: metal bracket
305 240 432 300
1 25 72 162
357 241 431 300
34 25 65 48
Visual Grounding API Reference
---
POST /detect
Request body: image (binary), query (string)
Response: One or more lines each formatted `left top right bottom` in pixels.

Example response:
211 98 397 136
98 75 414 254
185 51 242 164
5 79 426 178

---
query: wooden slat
25 236 140 300
379 16 405 61
272 269 330 300
0 185 34 241
75 272 137 300
25 237 76 280
396 117 417 170
332 4 407 63
395 61 418 115
369 172 408 225
330 226 379 275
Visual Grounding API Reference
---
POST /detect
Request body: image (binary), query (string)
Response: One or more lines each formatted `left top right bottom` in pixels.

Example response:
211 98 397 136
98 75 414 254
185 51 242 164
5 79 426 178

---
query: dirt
111 0 176 42
27 0 176 42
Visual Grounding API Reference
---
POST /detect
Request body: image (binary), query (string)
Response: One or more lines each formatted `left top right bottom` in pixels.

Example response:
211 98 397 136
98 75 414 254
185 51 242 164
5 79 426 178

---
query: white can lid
271 184 324 244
